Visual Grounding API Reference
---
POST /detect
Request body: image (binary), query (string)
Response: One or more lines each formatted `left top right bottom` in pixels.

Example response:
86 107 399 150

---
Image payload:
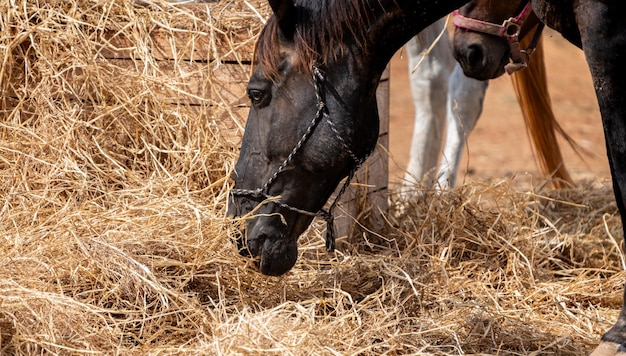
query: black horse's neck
531 0 581 47
363 0 470 74
274 0 470 78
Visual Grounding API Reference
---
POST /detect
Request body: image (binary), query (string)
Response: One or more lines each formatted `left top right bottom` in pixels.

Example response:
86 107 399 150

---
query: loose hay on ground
0 0 623 354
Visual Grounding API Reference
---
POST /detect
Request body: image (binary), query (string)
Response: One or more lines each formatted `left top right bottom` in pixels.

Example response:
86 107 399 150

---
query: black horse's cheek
259 238 298 276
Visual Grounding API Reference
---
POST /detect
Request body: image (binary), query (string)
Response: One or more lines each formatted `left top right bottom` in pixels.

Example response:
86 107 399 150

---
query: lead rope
504 22 545 74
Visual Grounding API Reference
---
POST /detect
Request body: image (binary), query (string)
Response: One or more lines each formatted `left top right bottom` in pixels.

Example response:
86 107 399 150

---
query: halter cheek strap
452 1 544 74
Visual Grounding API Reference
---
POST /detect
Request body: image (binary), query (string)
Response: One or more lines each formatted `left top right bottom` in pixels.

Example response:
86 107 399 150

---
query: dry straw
0 0 623 354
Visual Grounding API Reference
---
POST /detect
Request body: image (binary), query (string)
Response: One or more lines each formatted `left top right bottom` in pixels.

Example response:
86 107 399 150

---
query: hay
0 0 623 354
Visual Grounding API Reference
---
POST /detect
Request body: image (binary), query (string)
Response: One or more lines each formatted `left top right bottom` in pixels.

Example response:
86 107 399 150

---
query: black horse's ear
269 0 296 39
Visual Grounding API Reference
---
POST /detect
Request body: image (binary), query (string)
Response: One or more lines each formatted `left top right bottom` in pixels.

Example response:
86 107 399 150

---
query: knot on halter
313 66 326 83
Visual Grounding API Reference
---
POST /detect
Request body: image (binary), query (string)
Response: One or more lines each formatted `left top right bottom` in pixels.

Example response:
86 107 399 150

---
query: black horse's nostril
467 44 484 68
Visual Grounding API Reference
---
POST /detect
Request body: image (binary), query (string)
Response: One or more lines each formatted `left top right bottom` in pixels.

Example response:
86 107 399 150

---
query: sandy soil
388 28 610 188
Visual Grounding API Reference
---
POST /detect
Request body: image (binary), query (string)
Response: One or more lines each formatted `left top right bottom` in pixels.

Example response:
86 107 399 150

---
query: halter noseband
231 66 369 252
452 1 545 74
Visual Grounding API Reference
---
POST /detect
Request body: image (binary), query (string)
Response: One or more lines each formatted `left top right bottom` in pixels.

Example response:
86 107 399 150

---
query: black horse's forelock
254 0 376 80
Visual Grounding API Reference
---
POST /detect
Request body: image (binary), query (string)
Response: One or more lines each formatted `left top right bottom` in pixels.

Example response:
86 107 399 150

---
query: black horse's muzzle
228 195 300 276
237 214 298 276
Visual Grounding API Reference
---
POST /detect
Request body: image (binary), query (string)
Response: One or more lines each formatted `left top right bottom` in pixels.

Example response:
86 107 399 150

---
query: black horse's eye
247 89 265 104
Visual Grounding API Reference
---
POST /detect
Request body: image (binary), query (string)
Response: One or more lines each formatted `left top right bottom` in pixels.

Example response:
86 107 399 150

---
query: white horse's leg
437 63 488 188
402 18 455 190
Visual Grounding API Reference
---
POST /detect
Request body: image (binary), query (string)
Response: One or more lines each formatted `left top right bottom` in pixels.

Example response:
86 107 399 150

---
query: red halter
452 2 544 74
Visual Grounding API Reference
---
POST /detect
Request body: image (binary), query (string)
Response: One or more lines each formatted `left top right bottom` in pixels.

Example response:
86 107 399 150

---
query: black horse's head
452 0 541 80
227 0 384 276
228 0 471 276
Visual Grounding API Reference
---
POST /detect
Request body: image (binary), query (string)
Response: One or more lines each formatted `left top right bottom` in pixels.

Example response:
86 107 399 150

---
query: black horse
452 1 626 355
227 0 470 276
228 0 626 352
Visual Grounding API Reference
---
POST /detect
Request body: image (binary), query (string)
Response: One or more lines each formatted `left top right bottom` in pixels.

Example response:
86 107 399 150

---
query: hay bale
1 0 264 195
0 0 623 354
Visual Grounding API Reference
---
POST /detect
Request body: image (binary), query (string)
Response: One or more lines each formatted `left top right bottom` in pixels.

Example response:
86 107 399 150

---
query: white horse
403 17 487 189
403 17 575 190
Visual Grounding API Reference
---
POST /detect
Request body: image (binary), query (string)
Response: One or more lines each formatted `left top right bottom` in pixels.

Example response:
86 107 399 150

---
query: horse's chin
490 54 510 79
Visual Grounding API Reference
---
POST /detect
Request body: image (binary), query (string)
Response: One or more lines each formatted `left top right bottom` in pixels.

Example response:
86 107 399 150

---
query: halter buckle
503 18 521 38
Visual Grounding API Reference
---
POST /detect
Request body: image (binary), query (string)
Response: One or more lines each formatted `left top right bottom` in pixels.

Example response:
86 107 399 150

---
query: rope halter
231 66 369 252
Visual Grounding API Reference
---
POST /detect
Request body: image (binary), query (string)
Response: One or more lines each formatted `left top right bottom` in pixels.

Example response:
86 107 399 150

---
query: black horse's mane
255 0 379 79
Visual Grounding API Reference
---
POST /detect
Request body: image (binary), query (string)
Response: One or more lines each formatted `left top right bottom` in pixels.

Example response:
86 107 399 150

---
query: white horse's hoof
590 341 620 356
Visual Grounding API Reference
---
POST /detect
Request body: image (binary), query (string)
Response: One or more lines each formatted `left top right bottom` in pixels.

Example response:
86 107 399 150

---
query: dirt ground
388 28 610 188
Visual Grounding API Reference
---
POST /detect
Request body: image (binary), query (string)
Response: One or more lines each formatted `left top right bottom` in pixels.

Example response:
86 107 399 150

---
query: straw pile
0 0 623 354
